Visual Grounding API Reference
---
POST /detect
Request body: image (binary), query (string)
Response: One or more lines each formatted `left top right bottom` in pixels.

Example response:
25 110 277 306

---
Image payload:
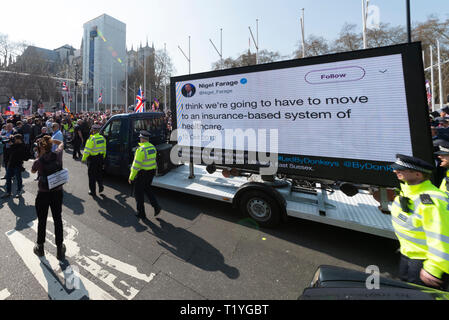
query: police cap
431 111 441 118
390 154 434 174
434 139 449 155
139 130 150 140
91 124 102 131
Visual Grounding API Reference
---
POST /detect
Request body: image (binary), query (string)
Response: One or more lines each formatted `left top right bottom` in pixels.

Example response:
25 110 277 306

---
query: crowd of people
0 110 173 194
1 109 171 261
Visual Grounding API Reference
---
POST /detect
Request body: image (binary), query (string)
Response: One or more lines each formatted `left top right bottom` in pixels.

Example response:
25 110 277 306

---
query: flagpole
164 43 167 113
430 45 435 112
126 55 128 113
144 47 147 112
438 40 443 109
110 62 113 114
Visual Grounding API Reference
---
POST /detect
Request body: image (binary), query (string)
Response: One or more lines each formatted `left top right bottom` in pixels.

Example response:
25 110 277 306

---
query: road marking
89 250 155 282
6 229 115 300
0 289 11 300
18 219 155 300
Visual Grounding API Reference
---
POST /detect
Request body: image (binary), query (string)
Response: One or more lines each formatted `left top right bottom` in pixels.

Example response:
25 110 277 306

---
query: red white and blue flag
135 86 145 113
98 91 103 103
9 96 18 107
62 82 68 91
425 80 432 108
152 98 160 111
62 96 70 113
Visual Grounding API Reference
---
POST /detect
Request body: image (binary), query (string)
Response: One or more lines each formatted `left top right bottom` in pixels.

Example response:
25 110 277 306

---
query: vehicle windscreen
131 117 167 146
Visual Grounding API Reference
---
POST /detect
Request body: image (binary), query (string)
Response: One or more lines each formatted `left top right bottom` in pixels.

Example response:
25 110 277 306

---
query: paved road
0 152 400 300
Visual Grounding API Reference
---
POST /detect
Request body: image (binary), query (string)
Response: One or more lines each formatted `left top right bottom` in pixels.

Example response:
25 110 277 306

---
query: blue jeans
6 167 22 194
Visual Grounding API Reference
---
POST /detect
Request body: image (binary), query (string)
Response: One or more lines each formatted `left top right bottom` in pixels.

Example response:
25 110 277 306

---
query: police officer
128 130 161 220
390 154 449 291
82 124 106 197
434 140 449 193
440 106 449 118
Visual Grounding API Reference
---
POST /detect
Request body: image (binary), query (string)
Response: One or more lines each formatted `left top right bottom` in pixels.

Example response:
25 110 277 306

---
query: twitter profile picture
182 83 196 98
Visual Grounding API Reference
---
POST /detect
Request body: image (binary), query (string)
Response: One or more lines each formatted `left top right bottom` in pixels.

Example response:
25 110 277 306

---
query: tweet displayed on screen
170 43 432 187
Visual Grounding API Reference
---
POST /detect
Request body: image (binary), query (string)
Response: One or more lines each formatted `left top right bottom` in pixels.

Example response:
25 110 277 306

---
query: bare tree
126 48 175 109
294 35 330 58
212 49 284 70
366 23 407 48
0 34 27 69
332 23 363 52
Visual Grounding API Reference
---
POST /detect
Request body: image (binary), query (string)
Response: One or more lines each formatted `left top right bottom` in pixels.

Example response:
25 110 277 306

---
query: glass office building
82 14 126 109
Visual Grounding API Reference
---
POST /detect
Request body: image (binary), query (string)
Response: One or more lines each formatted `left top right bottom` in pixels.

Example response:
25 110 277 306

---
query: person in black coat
2 134 27 198
31 118 43 144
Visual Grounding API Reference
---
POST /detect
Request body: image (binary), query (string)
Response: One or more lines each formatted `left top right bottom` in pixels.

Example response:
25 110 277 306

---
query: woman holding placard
31 136 66 261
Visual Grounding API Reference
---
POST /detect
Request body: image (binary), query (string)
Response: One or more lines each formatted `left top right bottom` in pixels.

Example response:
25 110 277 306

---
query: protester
51 123 63 152
73 119 84 160
0 123 15 179
2 134 27 198
31 136 66 260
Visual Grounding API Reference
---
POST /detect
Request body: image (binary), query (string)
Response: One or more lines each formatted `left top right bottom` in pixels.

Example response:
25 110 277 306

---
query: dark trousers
2 148 9 169
5 167 22 194
88 155 104 193
134 170 159 216
36 190 64 246
73 141 82 159
400 255 449 291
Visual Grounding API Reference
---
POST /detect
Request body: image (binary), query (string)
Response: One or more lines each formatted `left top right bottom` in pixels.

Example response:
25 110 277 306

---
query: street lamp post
74 64 79 114
406 0 412 43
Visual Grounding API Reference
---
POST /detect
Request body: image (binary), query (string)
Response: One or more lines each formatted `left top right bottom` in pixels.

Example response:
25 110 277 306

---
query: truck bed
153 165 396 239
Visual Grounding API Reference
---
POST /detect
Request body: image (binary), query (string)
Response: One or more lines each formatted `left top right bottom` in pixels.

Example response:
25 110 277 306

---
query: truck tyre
239 190 281 228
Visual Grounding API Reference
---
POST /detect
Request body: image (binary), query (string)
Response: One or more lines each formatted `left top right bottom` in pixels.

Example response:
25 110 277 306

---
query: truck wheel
239 191 281 228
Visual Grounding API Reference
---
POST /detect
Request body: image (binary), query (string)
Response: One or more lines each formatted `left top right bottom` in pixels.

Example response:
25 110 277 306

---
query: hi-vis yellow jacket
440 171 449 194
129 142 157 181
82 133 106 162
391 180 449 279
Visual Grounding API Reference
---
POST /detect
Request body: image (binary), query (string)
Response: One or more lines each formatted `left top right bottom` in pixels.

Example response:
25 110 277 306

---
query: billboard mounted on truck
170 42 433 187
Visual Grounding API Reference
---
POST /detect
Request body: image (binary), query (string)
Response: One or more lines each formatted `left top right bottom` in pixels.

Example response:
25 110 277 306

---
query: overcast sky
1 0 448 76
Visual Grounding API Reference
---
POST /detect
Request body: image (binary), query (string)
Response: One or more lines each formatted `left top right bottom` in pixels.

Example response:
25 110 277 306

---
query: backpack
39 152 63 190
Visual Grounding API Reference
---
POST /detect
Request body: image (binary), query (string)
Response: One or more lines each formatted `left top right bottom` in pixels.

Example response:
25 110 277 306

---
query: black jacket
7 142 27 169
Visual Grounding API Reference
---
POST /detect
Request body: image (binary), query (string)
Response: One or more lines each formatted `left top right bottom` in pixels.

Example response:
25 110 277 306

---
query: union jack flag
9 96 18 107
425 80 432 108
62 82 68 91
98 91 103 103
135 86 145 113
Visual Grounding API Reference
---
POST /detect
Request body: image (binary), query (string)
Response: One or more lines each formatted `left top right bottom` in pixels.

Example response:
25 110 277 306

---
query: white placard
47 169 69 190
